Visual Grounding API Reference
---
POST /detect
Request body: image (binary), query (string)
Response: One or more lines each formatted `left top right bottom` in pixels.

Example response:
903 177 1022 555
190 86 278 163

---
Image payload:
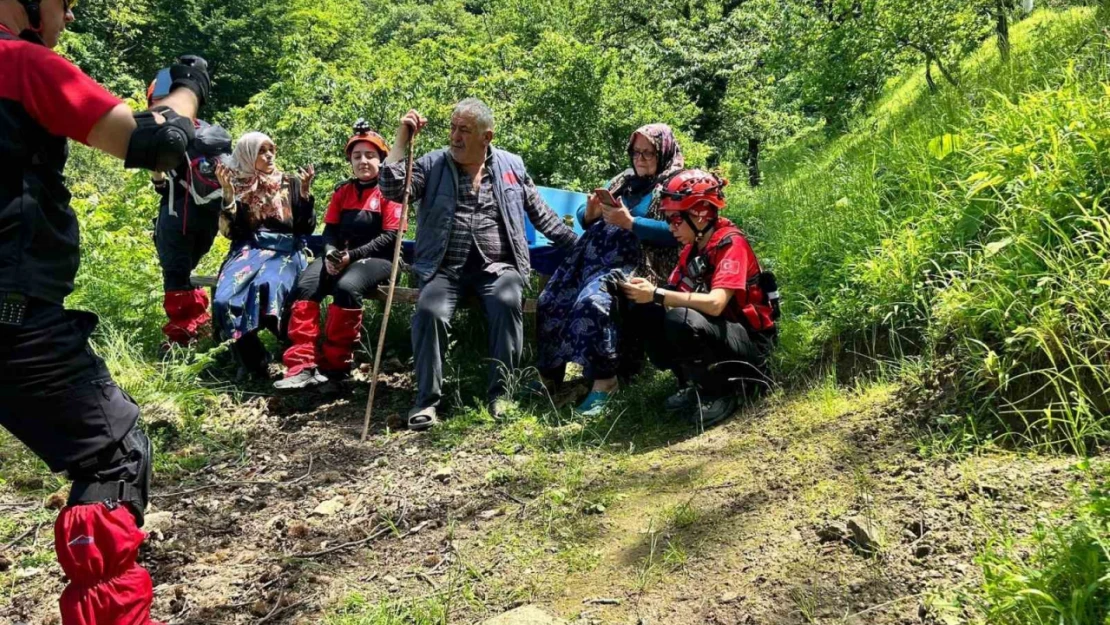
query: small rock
383 575 400 586
433 467 453 483
16 567 42 579
478 509 504 520
718 591 740 604
650 463 662 471
846 517 878 554
313 497 345 516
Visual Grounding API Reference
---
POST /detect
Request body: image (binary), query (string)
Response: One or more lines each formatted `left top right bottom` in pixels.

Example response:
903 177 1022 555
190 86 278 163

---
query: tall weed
737 8 1110 450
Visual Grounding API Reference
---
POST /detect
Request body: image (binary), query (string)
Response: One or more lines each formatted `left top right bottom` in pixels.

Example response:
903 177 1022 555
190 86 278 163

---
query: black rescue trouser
155 201 221 292
291 256 393 309
0 298 150 520
628 303 775 397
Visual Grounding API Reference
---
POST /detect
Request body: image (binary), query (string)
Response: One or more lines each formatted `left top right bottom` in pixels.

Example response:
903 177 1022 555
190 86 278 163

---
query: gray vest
412 147 533 282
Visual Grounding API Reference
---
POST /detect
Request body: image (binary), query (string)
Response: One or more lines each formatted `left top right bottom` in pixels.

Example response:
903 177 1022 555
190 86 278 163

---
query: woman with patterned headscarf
212 131 317 379
534 124 685 415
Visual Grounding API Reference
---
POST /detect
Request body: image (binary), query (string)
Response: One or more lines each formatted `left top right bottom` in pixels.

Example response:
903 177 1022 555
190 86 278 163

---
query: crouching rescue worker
621 170 779 427
275 121 402 389
0 0 210 621
149 80 232 347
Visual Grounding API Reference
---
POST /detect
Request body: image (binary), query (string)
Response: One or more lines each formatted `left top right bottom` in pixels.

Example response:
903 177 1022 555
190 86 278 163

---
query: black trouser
291 256 393 309
155 202 220 291
0 299 145 501
628 303 775 396
412 261 525 409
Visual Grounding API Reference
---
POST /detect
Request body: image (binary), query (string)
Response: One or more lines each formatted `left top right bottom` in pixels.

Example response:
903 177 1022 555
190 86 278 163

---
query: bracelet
652 288 666 306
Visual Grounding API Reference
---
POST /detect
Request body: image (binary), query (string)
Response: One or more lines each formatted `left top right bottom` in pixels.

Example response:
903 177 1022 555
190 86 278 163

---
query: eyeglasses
629 149 658 161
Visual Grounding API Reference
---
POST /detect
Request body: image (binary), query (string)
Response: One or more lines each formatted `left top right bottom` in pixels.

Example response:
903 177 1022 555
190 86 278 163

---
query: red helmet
660 169 727 221
345 119 389 159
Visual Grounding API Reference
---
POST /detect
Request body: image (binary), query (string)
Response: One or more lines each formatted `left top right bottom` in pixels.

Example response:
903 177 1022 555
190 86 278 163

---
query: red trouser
56 503 155 625
162 288 210 346
281 301 362 376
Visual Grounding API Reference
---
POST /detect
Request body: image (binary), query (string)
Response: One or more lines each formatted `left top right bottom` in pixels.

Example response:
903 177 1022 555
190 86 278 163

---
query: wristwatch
652 288 666 306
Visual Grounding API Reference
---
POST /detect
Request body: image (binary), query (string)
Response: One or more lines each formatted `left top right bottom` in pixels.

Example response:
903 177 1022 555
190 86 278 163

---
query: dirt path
0 380 1094 624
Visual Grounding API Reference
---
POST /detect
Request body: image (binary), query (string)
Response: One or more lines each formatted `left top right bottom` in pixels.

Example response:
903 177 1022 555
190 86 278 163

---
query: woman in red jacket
276 122 403 389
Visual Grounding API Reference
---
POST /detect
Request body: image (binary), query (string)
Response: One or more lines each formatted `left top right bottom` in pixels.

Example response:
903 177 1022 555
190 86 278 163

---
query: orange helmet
660 169 728 222
345 119 389 159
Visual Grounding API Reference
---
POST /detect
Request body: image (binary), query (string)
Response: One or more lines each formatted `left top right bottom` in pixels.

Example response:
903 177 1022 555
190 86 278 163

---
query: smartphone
594 188 619 207
151 67 173 101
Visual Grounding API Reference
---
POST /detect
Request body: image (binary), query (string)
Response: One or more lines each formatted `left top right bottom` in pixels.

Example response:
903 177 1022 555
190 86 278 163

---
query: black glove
169 54 211 106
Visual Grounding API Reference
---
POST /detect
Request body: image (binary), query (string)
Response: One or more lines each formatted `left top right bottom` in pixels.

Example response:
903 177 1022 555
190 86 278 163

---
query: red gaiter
55 504 156 625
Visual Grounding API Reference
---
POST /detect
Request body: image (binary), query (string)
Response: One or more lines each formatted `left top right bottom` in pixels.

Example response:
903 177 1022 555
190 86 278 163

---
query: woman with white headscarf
212 132 317 379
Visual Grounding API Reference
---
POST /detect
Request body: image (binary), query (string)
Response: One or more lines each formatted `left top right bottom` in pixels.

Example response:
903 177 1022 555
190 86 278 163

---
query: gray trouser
412 266 525 409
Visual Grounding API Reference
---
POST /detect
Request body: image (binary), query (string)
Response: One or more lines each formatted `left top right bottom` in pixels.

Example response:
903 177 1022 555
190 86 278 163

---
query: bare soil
0 377 1094 625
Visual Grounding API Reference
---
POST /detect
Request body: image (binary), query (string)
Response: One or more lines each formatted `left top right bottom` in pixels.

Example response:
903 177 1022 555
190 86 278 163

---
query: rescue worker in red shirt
148 80 232 347
275 121 403 390
621 169 779 427
0 0 210 622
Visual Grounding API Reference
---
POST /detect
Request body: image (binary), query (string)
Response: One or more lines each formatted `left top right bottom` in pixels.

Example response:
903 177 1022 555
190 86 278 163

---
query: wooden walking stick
362 130 416 442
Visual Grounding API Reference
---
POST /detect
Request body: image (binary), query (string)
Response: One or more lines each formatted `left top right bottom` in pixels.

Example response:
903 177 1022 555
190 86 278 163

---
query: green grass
734 8 1110 451
927 461 1110 624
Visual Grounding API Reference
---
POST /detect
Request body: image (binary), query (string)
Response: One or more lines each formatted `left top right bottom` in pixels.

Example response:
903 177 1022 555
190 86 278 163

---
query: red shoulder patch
502 171 519 186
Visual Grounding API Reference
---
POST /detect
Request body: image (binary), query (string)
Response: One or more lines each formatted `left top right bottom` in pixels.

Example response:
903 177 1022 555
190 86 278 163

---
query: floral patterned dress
213 175 315 340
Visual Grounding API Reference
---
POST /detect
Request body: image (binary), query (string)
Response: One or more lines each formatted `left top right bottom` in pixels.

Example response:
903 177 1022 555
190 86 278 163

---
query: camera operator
1 0 210 621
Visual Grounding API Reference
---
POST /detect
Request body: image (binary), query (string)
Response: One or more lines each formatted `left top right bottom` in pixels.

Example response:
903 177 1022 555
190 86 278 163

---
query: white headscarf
230 131 276 178
229 131 289 226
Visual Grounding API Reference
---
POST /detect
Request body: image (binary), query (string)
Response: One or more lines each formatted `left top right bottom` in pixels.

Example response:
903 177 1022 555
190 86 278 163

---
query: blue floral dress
536 189 677 380
213 238 308 340
213 175 315 341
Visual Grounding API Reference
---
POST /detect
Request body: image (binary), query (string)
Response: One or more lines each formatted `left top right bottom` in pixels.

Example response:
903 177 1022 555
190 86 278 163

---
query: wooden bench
190 186 587 318
190 273 540 313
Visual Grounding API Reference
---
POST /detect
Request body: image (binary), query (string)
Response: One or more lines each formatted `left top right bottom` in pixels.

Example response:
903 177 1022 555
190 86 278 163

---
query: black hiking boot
688 392 739 429
664 386 697 412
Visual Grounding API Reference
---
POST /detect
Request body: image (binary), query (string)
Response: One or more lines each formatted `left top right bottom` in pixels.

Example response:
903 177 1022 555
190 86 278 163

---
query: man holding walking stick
380 100 577 430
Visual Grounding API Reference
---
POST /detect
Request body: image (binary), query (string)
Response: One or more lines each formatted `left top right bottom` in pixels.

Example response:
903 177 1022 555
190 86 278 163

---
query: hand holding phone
594 188 619 207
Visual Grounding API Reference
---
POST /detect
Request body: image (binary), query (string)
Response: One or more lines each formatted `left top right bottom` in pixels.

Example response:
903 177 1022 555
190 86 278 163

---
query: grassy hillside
733 8 1110 452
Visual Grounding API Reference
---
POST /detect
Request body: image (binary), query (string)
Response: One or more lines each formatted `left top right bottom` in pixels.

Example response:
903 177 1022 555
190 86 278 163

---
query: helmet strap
682 212 717 246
